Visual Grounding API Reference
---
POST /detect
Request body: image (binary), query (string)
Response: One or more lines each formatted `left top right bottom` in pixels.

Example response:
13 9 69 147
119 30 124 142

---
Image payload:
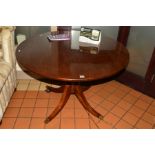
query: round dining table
16 29 129 124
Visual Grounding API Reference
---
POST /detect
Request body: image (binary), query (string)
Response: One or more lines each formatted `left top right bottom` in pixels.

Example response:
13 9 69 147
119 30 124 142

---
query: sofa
0 27 16 124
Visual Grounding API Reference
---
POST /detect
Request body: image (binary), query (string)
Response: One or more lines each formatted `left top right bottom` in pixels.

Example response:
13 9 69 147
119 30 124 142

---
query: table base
44 85 104 124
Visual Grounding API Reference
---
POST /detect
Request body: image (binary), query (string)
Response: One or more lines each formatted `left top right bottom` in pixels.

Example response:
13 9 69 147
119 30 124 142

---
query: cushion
0 61 11 79
0 26 15 60
0 35 2 59
0 48 2 59
0 75 5 91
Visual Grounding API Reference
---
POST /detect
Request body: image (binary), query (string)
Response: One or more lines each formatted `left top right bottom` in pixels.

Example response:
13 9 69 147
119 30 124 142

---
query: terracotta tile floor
0 79 155 129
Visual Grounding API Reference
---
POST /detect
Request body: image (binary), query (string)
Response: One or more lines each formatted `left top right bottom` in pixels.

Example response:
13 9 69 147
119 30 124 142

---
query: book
47 33 70 41
79 27 101 46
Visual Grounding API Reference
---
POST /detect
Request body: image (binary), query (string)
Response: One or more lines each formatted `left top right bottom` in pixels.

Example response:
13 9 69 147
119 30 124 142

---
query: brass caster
45 89 51 93
44 117 51 124
99 115 104 120
45 86 52 93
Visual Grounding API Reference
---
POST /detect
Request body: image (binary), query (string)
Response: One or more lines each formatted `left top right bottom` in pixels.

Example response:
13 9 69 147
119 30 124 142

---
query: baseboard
116 70 145 92
17 71 33 79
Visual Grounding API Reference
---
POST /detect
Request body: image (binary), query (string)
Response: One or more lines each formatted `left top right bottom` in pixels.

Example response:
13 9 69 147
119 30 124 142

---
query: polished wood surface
16 30 129 82
16 30 129 123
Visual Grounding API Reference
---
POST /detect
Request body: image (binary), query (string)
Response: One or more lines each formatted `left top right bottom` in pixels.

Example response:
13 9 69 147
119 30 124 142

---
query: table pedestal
44 85 104 124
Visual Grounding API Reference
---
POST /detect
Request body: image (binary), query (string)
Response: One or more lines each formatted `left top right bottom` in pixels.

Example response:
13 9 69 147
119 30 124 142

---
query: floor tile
119 84 132 93
103 112 120 126
95 105 108 116
48 99 61 107
39 83 47 91
64 99 74 109
30 118 45 129
27 84 40 91
84 90 94 98
115 120 133 129
3 108 20 118
140 94 154 104
88 100 98 108
61 108 74 118
108 80 121 88
89 94 104 104
96 89 110 99
107 94 121 104
18 108 34 117
135 120 153 129
89 85 102 93
45 118 60 129
151 100 155 106
50 92 62 99
100 100 115 111
0 118 16 129
89 119 99 129
17 83 29 90
63 99 74 109
129 106 145 118
75 119 90 129
30 79 40 84
35 99 49 107
102 85 116 93
2 79 155 129
37 91 50 99
147 105 155 115
89 114 101 124
25 91 38 98
14 118 31 129
129 89 142 98
60 118 75 129
74 99 84 109
18 79 30 84
46 108 60 118
123 94 138 104
22 99 36 107
134 99 150 110
75 109 89 118
8 99 23 107
32 108 47 118
12 91 26 99
111 106 126 118
122 112 139 126
117 100 132 111
142 112 155 125
97 120 113 129
69 95 76 101
112 90 127 98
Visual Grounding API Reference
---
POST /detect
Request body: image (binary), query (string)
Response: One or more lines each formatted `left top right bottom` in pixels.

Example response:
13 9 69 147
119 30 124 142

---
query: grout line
97 87 140 128
4 80 155 129
88 113 100 129
13 80 30 128
115 94 145 128
133 99 155 128
28 81 41 129
114 94 153 128
73 96 76 129
45 91 51 129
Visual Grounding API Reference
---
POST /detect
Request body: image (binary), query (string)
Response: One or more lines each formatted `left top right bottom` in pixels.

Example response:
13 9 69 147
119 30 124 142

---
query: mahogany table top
16 30 129 82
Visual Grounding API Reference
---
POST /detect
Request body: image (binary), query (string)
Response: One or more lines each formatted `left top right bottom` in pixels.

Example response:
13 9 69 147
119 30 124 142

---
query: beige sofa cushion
0 35 2 59
0 26 15 61
0 47 2 59
0 61 11 79
0 76 5 91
